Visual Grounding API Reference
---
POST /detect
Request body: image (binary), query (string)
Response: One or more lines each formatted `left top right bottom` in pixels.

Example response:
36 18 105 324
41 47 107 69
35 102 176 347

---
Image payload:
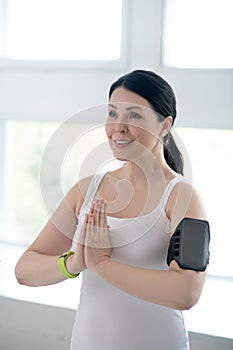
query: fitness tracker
57 251 80 278
167 217 210 271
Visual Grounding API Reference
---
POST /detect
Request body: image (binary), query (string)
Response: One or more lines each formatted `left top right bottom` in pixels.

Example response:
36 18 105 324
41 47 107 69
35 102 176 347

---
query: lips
113 139 134 145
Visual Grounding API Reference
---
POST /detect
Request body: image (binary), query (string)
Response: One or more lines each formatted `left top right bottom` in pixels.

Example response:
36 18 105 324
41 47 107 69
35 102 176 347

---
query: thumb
77 214 88 246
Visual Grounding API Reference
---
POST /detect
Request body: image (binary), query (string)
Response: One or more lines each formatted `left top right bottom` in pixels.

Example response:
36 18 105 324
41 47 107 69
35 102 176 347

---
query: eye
129 112 142 119
108 109 118 118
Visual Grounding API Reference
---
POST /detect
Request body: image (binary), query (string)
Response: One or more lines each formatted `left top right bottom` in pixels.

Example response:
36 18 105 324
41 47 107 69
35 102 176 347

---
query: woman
15 70 207 350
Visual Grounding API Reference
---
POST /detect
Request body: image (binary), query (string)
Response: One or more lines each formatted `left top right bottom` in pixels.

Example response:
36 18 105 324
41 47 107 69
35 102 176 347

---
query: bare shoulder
66 174 95 216
166 179 207 232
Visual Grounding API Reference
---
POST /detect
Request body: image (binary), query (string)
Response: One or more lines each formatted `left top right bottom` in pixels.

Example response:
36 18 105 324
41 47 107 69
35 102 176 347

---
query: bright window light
177 127 233 278
0 121 232 279
162 0 233 68
6 0 122 60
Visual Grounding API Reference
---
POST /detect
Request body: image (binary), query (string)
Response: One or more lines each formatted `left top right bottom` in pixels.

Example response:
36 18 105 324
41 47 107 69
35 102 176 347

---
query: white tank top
71 173 189 350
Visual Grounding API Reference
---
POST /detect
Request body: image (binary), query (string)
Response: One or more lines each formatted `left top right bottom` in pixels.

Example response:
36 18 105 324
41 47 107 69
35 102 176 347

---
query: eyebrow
108 103 143 111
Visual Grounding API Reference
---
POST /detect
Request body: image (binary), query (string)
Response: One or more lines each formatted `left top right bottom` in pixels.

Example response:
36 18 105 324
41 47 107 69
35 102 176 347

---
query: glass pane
6 0 122 60
0 120 119 245
1 120 232 278
0 121 59 245
176 127 233 277
163 0 233 68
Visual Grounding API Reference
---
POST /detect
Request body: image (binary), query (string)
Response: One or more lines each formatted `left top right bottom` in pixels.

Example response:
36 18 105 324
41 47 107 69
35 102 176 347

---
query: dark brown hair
109 70 184 175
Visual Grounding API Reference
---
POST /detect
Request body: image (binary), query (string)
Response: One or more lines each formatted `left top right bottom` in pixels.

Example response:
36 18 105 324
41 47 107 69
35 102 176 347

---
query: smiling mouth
113 139 134 145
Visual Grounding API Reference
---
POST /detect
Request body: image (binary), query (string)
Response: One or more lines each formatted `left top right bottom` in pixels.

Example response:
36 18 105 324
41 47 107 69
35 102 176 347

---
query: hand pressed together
67 199 111 274
84 199 111 269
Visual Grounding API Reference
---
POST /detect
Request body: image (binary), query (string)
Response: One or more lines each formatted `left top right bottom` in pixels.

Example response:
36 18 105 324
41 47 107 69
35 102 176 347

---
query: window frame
0 0 128 71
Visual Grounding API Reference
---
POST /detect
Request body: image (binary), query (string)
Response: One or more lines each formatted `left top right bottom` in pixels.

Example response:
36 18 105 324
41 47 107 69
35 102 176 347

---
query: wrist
90 257 111 274
57 251 80 278
66 254 81 275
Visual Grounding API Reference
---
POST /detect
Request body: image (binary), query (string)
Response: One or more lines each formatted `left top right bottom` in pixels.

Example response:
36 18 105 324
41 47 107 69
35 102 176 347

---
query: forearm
15 251 67 286
93 259 206 310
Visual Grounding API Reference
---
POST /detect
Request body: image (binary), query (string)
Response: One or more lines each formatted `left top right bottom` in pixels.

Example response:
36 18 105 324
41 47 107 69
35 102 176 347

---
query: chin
114 155 129 162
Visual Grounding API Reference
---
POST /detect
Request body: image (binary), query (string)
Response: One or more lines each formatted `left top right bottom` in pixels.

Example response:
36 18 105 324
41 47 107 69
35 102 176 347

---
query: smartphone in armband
167 217 210 271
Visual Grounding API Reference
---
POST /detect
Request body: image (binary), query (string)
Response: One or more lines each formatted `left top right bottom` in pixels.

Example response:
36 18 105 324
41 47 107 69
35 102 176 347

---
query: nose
113 121 128 134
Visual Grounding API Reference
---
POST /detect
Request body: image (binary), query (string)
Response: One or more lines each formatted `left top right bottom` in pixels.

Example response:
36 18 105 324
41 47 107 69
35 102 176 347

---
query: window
162 0 233 68
0 120 232 278
0 121 59 245
0 119 120 245
0 0 125 68
176 127 233 278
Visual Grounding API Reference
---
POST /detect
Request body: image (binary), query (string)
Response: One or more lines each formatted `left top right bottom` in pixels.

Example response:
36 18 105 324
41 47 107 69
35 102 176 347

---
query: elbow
15 264 23 285
173 298 198 311
154 288 201 310
15 251 35 286
180 294 199 311
177 287 202 311
173 270 206 310
15 260 27 285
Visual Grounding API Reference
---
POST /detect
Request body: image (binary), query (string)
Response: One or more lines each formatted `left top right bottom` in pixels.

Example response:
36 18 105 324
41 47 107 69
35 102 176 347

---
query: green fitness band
57 251 80 278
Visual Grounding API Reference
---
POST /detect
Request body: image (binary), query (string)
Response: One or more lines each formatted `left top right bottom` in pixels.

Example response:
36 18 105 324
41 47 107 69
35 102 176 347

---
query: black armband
167 217 210 271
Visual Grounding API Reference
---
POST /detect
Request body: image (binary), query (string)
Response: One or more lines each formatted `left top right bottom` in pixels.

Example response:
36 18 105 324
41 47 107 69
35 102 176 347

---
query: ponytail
163 132 184 175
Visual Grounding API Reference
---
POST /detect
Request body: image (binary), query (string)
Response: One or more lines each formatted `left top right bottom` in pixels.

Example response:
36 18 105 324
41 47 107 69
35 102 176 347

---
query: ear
162 116 173 136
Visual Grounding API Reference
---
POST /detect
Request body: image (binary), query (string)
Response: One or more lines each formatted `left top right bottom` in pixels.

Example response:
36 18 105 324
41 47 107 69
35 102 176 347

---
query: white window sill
0 242 232 339
0 58 127 71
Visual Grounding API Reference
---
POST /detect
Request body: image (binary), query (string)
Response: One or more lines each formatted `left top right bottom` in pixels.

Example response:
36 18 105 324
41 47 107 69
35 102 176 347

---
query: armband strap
167 217 210 271
57 251 80 278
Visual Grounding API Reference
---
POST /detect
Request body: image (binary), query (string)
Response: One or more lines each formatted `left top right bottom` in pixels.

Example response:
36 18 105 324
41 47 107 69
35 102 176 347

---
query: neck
120 153 169 184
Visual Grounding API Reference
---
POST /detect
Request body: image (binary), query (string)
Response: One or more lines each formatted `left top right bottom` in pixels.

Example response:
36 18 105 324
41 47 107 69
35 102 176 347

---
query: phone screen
182 221 206 267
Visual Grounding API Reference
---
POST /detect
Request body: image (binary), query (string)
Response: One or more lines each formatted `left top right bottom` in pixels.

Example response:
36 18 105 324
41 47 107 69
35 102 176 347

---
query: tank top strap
83 172 106 208
160 174 183 210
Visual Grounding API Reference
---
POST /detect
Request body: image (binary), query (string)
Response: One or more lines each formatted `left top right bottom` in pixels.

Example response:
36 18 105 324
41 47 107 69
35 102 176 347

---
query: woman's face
105 87 165 162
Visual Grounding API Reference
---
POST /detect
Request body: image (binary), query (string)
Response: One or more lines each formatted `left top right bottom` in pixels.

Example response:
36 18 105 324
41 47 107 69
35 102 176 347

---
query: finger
93 199 100 227
89 202 95 216
77 214 88 246
100 199 108 227
99 199 105 227
103 201 108 227
87 213 95 246
101 224 111 249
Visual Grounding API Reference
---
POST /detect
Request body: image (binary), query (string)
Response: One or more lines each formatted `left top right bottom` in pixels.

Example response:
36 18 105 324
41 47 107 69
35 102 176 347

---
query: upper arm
25 175 93 256
166 180 208 306
166 180 207 234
